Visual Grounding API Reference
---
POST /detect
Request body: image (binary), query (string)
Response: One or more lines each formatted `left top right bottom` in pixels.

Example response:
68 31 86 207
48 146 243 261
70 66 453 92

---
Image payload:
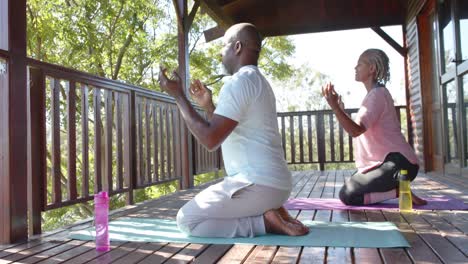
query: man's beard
221 62 232 76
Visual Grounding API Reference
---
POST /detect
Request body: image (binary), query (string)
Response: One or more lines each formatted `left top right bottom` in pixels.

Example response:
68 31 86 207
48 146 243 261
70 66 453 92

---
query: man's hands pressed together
190 80 215 115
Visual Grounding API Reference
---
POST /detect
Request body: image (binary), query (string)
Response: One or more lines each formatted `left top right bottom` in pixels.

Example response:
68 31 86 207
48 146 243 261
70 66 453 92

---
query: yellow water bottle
399 169 413 212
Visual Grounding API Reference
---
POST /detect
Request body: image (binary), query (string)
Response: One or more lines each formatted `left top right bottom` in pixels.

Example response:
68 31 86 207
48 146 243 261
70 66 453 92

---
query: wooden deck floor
1 170 467 263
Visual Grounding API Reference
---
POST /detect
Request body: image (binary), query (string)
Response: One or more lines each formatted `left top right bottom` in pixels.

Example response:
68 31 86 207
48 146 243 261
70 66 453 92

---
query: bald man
158 23 309 238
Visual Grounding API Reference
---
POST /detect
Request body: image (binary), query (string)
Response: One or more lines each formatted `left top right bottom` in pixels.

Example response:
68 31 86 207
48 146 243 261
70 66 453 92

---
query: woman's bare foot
411 191 427 205
396 188 428 205
264 209 309 236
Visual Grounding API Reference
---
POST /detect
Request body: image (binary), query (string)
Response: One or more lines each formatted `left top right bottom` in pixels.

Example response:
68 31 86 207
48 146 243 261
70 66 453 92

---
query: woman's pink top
354 87 418 173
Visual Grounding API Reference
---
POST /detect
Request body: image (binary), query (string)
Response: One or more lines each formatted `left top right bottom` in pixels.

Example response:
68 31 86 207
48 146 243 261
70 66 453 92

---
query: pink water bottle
94 191 110 251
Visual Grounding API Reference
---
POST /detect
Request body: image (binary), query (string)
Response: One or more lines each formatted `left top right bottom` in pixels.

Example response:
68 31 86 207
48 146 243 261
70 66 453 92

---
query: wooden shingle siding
406 15 426 170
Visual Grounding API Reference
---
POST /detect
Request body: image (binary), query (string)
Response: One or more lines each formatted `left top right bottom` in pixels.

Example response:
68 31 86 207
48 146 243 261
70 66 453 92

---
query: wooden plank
165 243 208 264
271 246 301 264
243 245 277 263
349 210 383 263
111 242 167 264
366 211 412 263
13 240 88 264
138 243 188 264
298 247 325 263
217 244 254 264
0 239 46 258
402 211 467 263
192 244 233 264
0 240 70 263
418 211 468 256
382 210 442 263
36 241 96 264
85 242 144 264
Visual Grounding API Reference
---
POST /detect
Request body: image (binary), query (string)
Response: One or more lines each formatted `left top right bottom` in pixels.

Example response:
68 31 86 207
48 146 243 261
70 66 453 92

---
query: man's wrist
204 103 215 113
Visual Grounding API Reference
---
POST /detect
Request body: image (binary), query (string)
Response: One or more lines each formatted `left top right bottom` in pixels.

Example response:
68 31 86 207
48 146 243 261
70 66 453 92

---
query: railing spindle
153 104 159 182
94 88 102 193
67 81 77 200
307 114 313 162
289 115 295 163
116 93 123 189
104 89 113 191
81 85 89 198
51 78 62 203
329 113 335 162
145 102 151 184
299 115 304 163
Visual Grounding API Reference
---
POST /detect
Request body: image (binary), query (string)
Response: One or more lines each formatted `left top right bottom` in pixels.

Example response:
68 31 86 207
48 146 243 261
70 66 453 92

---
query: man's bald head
224 23 262 54
221 23 262 75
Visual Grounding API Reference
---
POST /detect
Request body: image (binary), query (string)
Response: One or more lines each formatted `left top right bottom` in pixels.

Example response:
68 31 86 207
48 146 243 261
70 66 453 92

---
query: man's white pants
176 177 290 238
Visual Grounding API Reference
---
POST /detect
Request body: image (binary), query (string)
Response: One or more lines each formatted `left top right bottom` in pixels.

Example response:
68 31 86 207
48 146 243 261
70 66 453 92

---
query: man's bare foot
264 209 309 236
276 206 302 225
411 191 427 205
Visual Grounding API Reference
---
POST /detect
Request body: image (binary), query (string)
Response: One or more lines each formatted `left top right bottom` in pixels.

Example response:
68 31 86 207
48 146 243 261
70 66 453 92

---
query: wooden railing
278 106 410 170
6 52 416 236
26 58 221 234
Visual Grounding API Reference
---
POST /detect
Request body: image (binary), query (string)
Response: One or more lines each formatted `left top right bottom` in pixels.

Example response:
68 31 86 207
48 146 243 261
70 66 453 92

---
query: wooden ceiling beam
371 27 406 57
199 0 234 30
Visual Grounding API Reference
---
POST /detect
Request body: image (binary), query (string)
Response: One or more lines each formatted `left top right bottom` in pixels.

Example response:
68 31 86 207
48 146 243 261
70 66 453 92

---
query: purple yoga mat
284 196 468 211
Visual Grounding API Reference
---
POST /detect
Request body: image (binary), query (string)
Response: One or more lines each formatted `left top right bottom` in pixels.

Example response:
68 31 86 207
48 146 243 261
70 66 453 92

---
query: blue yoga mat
69 217 409 248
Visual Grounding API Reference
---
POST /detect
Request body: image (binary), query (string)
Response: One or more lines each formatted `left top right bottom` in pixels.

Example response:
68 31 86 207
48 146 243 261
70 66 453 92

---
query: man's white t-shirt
214 65 292 191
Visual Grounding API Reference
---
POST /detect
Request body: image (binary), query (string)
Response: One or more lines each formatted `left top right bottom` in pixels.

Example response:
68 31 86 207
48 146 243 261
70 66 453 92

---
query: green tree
27 0 300 231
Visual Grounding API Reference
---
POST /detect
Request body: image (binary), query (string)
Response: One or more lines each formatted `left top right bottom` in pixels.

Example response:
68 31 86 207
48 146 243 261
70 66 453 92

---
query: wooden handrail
277 105 410 170
25 58 221 235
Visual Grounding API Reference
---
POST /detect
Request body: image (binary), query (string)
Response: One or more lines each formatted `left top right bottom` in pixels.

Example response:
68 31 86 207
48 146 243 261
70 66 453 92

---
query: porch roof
200 0 407 40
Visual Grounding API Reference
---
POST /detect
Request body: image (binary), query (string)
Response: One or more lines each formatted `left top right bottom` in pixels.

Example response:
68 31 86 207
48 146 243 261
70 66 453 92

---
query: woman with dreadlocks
322 49 427 206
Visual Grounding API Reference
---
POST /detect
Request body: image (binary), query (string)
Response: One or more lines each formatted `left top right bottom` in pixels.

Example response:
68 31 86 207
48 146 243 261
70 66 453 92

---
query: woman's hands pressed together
322 82 344 111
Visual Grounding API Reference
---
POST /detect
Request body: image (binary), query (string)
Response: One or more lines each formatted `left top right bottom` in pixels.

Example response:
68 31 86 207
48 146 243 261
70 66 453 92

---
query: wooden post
173 0 199 189
28 68 46 236
0 0 28 243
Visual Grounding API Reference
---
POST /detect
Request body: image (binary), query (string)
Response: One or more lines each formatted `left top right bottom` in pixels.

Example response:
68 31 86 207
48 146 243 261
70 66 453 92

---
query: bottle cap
94 191 109 203
399 170 409 180
97 191 108 198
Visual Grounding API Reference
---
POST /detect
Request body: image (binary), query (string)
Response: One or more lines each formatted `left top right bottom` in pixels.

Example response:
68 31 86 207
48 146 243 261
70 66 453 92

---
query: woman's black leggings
339 152 419 205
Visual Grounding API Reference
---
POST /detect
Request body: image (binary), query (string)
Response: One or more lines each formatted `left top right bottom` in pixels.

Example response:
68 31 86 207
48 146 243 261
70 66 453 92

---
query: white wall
0 0 8 51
